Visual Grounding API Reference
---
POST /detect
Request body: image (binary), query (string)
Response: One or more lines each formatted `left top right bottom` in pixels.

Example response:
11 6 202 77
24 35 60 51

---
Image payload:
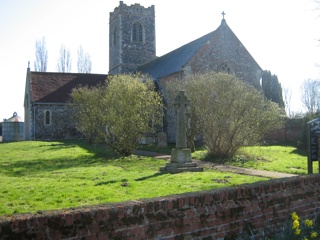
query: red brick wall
265 118 304 143
1 174 320 239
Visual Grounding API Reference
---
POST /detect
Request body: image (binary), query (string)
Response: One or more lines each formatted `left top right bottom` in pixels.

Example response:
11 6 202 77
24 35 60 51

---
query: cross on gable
221 11 226 19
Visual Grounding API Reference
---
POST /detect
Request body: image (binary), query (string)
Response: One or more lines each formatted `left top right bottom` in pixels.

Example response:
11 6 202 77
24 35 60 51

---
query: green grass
191 143 316 175
231 144 312 174
0 140 267 215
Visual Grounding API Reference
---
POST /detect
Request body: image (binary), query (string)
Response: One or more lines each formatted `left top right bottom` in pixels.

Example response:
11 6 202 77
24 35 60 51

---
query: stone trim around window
132 21 144 43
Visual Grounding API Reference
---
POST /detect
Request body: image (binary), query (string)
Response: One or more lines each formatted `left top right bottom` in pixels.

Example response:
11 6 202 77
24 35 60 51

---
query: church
24 1 262 141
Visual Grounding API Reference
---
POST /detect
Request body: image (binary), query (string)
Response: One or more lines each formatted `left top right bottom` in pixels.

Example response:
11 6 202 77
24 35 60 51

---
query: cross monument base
160 148 203 173
171 148 192 163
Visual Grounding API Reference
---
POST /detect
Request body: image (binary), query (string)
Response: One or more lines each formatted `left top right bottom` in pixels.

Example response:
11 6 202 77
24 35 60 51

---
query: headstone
160 91 203 173
157 132 167 148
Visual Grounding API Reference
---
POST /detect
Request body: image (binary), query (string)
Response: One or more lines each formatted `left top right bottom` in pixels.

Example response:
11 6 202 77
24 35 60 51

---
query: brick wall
265 118 304 143
1 174 320 239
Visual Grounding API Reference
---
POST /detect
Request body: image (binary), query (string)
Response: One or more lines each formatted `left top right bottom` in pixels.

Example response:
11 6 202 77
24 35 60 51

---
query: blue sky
0 0 319 121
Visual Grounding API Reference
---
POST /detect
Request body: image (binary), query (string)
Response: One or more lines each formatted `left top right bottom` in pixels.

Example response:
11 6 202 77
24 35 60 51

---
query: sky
0 0 320 121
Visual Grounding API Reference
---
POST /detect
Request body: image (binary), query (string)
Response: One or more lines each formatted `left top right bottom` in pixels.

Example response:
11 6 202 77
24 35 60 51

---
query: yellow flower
294 228 301 235
304 219 314 227
292 212 299 221
292 219 300 229
311 232 318 238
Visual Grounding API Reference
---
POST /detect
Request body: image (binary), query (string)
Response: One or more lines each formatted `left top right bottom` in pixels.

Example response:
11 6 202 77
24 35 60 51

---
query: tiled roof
30 72 107 103
136 31 216 80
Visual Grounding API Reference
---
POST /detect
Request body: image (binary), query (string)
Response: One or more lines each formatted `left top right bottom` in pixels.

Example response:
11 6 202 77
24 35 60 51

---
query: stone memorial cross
159 90 203 172
174 90 190 149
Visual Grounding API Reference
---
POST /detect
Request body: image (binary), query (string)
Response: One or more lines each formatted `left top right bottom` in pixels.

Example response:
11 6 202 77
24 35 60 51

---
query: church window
220 63 234 74
138 24 143 42
45 110 51 125
113 28 117 45
132 21 144 43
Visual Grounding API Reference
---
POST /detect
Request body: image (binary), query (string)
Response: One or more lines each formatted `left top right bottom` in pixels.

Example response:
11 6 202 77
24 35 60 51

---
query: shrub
166 72 283 159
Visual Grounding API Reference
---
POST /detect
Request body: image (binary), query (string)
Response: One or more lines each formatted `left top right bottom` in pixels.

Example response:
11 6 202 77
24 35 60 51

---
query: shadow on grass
258 141 307 156
46 140 119 159
138 143 174 155
135 172 167 181
95 178 128 186
290 148 307 157
0 140 119 177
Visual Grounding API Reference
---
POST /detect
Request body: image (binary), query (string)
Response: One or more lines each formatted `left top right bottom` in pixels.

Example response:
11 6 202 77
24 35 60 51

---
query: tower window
132 21 144 43
220 63 233 74
113 28 117 45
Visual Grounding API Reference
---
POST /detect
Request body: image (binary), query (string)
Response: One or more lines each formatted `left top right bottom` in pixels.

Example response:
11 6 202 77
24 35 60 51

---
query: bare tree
300 79 320 113
283 87 292 117
34 37 48 72
77 45 92 73
57 44 72 72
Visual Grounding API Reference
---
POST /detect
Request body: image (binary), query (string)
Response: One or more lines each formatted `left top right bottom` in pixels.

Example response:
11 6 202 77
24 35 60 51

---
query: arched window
45 110 51 125
113 28 117 45
219 63 234 74
132 21 143 43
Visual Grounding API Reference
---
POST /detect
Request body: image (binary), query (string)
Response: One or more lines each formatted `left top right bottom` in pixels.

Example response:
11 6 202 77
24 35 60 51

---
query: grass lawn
144 142 315 175
0 140 268 215
191 143 315 175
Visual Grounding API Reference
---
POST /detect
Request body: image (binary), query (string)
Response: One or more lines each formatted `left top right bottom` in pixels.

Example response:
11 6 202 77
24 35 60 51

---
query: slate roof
29 72 108 103
136 29 216 80
137 19 262 81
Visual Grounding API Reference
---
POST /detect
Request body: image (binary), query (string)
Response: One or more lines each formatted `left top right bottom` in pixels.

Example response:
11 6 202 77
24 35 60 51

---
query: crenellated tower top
109 1 156 75
110 1 154 22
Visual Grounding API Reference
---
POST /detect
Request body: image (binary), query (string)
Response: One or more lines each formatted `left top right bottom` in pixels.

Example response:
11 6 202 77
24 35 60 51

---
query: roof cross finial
221 11 226 19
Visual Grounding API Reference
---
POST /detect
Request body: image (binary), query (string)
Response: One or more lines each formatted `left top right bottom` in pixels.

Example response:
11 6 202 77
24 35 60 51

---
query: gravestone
157 132 167 148
160 91 203 173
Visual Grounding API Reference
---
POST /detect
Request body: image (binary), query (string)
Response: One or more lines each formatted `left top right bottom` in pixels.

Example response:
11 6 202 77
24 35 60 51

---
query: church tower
109 1 156 75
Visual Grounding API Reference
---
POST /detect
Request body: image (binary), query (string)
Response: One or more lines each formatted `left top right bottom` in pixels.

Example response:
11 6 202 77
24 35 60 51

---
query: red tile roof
30 72 108 103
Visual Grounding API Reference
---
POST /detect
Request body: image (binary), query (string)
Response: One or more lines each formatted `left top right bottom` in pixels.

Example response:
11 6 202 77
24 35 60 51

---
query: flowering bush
236 212 320 240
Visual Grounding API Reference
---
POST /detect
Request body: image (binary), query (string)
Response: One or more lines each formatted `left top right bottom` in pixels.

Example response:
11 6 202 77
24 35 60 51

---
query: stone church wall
1 174 320 239
33 104 81 140
188 21 262 90
109 2 155 75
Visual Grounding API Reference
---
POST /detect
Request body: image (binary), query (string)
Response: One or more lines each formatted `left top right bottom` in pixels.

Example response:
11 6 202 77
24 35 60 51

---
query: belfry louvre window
113 28 117 45
132 21 143 42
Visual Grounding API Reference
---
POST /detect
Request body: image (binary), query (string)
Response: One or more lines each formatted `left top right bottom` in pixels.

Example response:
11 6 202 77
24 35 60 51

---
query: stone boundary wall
1 174 320 239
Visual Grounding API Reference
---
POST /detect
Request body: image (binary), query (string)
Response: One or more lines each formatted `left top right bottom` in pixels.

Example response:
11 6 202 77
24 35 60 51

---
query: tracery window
132 21 144 43
220 63 233 74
